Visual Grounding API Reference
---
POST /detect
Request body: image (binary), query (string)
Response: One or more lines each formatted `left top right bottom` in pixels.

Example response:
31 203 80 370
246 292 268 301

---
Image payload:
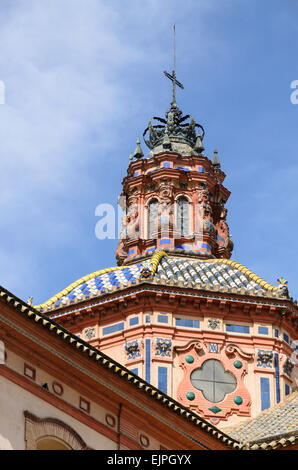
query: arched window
148 199 158 239
176 197 190 236
24 411 88 450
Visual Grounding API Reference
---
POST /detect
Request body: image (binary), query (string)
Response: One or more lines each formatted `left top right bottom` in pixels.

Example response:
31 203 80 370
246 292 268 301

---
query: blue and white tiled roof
155 257 263 291
66 263 143 301
35 254 285 312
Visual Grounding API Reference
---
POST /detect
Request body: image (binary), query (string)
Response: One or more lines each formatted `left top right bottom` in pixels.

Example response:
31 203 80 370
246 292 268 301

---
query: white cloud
0 0 154 297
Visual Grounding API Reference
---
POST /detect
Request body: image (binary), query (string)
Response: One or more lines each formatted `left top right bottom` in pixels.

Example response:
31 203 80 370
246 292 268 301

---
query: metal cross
164 24 184 105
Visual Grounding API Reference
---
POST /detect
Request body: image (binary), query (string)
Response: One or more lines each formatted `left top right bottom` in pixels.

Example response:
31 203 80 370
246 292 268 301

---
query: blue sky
0 0 297 305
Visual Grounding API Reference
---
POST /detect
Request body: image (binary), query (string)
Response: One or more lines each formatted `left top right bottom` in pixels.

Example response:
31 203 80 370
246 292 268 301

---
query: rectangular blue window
176 318 200 328
145 339 151 383
158 315 168 323
283 333 289 344
177 166 189 172
260 377 270 411
274 329 279 338
258 326 268 335
162 162 171 168
130 368 138 375
158 367 167 394
102 322 124 336
129 317 139 326
285 384 290 396
145 315 150 323
160 239 171 245
226 324 250 334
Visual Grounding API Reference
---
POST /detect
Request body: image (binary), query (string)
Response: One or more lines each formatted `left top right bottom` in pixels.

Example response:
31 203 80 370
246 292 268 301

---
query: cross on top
164 24 184 105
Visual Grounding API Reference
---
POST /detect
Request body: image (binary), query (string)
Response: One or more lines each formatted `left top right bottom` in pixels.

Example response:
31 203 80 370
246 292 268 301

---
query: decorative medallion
256 350 273 368
233 360 243 369
234 396 243 405
283 357 294 376
185 355 194 363
208 319 220 330
186 392 195 401
155 338 172 357
125 340 141 360
84 328 96 340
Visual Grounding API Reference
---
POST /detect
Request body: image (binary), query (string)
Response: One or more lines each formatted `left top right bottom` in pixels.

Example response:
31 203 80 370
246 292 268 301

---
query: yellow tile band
34 253 277 310
34 250 167 310
205 258 278 292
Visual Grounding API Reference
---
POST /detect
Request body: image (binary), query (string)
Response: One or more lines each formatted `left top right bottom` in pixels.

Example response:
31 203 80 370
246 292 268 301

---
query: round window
190 359 237 403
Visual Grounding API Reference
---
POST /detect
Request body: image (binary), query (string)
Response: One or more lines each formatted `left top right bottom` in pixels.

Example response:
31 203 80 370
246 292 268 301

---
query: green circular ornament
234 395 243 405
233 360 243 369
186 392 195 401
185 355 194 364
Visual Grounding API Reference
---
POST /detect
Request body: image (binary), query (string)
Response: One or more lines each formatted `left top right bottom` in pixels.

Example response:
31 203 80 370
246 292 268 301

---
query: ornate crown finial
143 108 205 152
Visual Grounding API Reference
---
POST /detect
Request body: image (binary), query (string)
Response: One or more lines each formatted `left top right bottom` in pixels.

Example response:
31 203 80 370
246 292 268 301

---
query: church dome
35 252 287 313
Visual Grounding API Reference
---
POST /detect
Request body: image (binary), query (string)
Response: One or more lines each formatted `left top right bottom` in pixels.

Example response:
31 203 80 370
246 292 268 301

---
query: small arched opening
176 196 190 236
24 411 88 450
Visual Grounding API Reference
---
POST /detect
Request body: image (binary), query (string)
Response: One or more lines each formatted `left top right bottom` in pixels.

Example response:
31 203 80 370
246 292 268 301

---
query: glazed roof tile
34 252 289 312
224 392 298 449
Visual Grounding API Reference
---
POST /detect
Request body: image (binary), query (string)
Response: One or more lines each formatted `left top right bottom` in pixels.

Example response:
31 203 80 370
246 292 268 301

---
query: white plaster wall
0 374 117 450
5 349 117 430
